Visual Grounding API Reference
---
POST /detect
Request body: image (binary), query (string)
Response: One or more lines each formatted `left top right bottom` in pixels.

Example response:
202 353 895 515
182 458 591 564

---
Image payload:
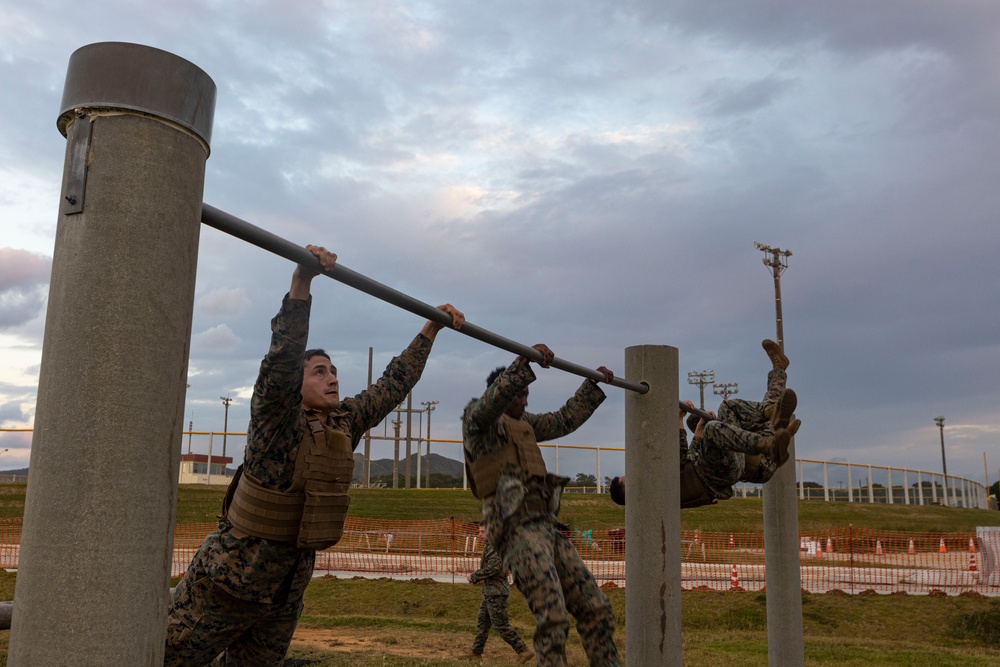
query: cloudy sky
1 1 998 491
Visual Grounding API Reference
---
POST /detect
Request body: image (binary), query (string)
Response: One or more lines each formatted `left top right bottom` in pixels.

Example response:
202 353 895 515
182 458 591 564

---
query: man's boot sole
771 388 797 431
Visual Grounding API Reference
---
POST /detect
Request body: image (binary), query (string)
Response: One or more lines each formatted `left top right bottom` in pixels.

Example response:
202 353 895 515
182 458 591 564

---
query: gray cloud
0 248 50 329
1 1 999 483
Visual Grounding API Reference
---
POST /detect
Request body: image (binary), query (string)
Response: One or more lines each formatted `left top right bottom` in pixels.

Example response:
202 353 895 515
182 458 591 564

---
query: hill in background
353 452 463 486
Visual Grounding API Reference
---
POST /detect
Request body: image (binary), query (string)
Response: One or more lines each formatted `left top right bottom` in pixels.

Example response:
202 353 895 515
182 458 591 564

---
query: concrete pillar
10 42 214 665
624 345 680 665
762 436 805 667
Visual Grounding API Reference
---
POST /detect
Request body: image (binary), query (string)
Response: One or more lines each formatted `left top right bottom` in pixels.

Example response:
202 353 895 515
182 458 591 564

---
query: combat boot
516 648 535 663
756 424 795 467
762 339 789 370
763 388 797 431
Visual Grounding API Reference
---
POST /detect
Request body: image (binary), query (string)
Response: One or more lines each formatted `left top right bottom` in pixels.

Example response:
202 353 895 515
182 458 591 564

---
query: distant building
178 453 234 486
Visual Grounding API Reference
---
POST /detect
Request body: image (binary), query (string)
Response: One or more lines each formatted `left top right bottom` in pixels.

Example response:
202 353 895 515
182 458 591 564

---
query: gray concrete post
762 436 805 666
624 345 680 665
10 43 214 665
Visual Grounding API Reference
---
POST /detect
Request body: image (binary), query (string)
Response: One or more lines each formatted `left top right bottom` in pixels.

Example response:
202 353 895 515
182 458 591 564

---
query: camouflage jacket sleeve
470 542 510 596
524 379 606 443
243 295 311 486
679 428 689 462
335 333 433 450
469 542 503 583
462 358 535 460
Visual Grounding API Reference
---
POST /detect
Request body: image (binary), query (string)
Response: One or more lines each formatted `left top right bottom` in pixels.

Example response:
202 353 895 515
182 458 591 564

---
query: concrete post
762 436 805 666
10 43 214 665
624 345 680 665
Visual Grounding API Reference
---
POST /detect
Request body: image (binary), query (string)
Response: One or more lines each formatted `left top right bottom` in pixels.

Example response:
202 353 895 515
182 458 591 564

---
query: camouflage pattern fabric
500 510 620 667
464 359 621 666
688 368 787 499
469 542 528 655
470 539 511 597
165 294 433 666
715 368 786 433
471 594 530 655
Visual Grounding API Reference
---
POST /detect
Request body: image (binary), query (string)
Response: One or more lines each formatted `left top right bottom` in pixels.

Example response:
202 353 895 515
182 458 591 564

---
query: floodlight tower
713 382 739 401
421 400 439 488
935 416 948 506
754 242 793 350
687 370 715 410
754 240 803 667
220 395 232 457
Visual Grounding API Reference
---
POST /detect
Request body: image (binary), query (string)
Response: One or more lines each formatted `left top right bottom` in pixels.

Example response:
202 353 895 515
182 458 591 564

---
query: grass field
0 483 998 665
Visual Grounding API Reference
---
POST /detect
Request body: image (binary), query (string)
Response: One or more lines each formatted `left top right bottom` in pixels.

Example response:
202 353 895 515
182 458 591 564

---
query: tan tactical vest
223 418 355 550
466 414 549 499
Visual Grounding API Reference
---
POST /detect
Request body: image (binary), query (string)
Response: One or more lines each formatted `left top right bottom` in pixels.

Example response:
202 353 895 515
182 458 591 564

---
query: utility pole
391 417 402 489
186 382 192 454
421 400 439 488
220 396 232 458
713 382 739 402
754 240 803 667
754 242 793 350
687 370 715 410
364 346 373 487
405 392 413 489
935 416 948 506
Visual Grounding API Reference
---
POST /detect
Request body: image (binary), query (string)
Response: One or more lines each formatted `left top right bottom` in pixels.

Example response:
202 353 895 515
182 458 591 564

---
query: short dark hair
486 365 506 387
609 476 625 506
304 349 335 373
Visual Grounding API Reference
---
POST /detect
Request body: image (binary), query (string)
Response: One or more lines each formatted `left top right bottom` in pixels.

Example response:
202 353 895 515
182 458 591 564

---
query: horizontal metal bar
201 203 649 394
680 403 715 422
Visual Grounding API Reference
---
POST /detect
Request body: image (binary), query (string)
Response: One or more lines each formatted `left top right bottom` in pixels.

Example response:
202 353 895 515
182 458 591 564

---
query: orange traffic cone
876 539 883 555
970 551 978 572
969 537 977 553
729 533 735 549
816 540 823 559
826 537 833 554
939 538 947 553
908 539 915 554
730 564 739 590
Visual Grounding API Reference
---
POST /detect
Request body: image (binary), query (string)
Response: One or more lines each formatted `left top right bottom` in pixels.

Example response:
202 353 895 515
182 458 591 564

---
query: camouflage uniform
688 368 787 499
165 295 434 666
463 359 621 667
469 539 529 656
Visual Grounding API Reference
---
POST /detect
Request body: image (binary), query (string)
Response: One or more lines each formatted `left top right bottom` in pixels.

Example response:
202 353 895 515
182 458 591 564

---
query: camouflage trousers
716 368 786 432
164 555 306 666
471 593 529 655
714 368 788 483
491 510 621 667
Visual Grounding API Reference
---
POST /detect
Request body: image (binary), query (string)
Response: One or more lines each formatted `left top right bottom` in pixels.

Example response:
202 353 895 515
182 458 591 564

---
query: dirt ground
292 626 551 664
292 626 473 663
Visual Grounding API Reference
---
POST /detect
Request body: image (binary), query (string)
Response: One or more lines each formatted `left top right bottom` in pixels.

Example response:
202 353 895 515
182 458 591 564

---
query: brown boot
762 339 789 370
756 427 792 467
765 388 797 431
516 648 535 664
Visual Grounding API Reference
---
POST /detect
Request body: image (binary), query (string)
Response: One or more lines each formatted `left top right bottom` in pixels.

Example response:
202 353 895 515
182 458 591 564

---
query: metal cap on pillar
10 43 215 665
58 41 215 150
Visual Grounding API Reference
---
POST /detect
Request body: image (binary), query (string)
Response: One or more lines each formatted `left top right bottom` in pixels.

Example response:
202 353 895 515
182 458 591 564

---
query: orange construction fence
1 518 997 596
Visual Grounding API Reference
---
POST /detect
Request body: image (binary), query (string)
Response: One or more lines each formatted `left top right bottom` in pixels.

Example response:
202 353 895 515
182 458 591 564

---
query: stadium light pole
687 370 715 410
754 240 803 667
935 416 948 506
421 400 438 488
220 395 232 458
713 382 739 402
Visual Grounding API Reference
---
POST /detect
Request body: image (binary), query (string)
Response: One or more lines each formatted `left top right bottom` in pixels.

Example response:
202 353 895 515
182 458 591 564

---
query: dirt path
293 626 466 662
